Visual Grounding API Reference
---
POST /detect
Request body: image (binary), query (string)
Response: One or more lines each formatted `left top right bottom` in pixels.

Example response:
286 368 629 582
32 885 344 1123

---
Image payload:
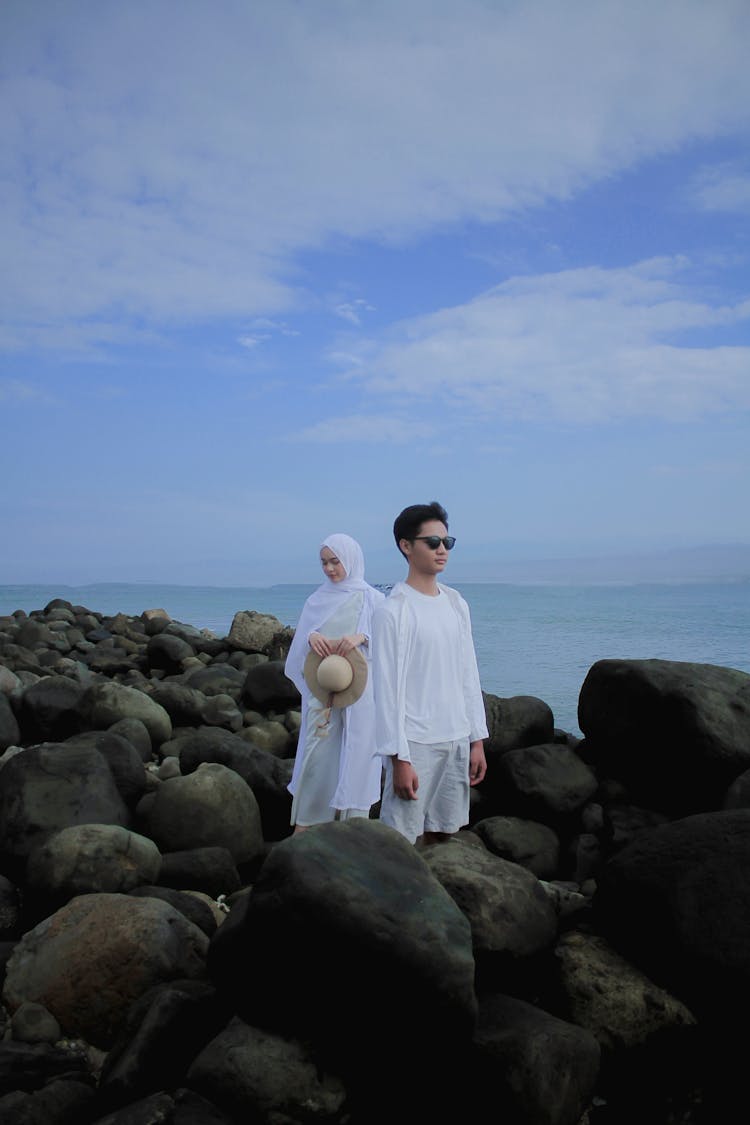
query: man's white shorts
379 738 470 844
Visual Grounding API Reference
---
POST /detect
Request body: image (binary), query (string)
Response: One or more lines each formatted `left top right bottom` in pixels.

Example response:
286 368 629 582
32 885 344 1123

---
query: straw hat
303 647 367 708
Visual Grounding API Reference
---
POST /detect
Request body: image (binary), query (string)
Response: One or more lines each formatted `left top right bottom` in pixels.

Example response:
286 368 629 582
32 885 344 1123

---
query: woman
284 533 385 831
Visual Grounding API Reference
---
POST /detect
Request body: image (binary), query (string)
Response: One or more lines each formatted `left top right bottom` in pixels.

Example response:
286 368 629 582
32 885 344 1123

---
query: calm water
2 581 748 737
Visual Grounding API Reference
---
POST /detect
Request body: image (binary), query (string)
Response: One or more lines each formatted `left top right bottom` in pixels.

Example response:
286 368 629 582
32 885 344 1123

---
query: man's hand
469 741 487 786
392 758 419 801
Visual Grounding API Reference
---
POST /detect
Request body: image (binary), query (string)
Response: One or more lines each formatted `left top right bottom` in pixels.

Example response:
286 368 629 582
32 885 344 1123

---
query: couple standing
284 501 488 845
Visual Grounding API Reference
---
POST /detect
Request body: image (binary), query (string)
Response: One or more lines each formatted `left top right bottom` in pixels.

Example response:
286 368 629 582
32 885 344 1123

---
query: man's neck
405 571 440 596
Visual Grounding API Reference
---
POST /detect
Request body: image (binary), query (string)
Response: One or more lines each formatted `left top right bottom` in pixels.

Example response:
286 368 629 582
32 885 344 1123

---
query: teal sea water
2 581 749 737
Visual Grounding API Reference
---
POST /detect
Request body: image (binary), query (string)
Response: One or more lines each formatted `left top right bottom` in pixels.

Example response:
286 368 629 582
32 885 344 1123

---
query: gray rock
0 1077 95 1123
128 886 218 937
134 763 263 865
473 815 560 878
596 808 750 1021
472 992 601 1125
548 930 696 1054
187 1016 347 1124
0 693 20 752
0 744 130 862
146 633 195 673
26 825 162 914
97 979 226 1111
10 1001 61 1045
227 611 290 656
147 682 210 727
421 838 558 974
177 727 293 842
242 718 291 756
82 682 172 747
157 847 241 899
18 675 87 743
185 664 246 698
498 743 598 823
59 730 149 807
107 717 153 762
140 608 171 636
208 820 477 1056
242 660 300 711
200 694 243 731
0 875 21 939
579 658 750 814
483 692 555 756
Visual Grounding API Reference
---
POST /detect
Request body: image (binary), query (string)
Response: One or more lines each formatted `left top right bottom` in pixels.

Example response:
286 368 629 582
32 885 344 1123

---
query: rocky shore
1 598 750 1124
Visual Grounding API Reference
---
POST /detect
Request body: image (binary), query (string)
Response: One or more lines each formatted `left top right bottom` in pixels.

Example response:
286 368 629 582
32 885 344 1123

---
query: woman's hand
308 632 335 657
335 633 365 655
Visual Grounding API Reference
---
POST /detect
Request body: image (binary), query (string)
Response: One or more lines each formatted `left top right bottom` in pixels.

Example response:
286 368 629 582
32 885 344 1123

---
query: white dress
284 534 385 825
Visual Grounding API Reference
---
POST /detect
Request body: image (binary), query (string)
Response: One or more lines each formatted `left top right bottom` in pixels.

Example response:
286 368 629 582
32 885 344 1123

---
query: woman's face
320 546 347 583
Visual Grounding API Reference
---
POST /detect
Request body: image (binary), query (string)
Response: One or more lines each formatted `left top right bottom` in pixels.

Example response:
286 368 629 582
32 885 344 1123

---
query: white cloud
346 258 750 422
292 412 436 444
334 300 376 325
0 378 57 405
689 163 750 212
2 0 750 350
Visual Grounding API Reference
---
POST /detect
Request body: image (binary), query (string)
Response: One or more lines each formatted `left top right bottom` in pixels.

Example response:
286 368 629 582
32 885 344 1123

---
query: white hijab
284 533 376 694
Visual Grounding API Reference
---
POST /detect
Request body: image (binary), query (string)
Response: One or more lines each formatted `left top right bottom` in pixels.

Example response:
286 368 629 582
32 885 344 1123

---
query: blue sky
2 0 749 586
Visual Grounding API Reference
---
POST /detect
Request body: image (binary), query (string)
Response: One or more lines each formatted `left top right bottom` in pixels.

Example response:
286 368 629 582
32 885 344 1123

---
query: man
373 500 488 845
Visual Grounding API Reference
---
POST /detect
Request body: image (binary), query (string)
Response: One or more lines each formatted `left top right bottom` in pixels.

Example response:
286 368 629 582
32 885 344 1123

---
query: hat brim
303 646 368 708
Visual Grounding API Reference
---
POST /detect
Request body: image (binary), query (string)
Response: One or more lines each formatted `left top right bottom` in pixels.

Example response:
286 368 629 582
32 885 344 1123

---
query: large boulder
495 743 599 825
135 763 263 866
2 893 208 1049
595 809 750 1023
185 664 246 698
0 693 20 752
25 825 161 918
579 659 750 814
187 1016 348 1124
472 993 600 1125
98 979 227 1112
17 676 87 743
177 727 293 841
0 744 130 864
483 693 555 758
421 838 558 989
146 683 211 728
207 820 477 1061
227 611 293 658
59 730 149 807
146 633 195 674
545 930 697 1103
242 660 300 711
473 815 560 879
81 682 172 747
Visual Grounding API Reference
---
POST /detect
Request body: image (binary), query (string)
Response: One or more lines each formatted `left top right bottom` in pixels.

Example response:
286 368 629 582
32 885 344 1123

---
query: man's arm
469 740 487 786
457 597 489 746
372 602 412 764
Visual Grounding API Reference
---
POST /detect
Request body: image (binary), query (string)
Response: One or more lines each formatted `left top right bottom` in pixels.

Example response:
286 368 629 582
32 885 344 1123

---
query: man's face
399 519 451 577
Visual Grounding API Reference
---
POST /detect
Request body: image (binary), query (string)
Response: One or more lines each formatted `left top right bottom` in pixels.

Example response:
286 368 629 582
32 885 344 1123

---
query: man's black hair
393 501 449 558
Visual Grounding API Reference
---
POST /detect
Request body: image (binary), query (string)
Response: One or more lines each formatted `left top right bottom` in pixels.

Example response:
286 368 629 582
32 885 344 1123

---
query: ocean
2 580 749 737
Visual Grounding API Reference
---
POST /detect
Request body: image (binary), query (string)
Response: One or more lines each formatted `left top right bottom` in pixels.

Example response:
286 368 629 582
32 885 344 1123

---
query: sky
2 0 749 586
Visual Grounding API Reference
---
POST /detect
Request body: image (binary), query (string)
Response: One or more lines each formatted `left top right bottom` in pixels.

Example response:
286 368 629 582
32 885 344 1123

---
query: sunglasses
412 535 456 550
